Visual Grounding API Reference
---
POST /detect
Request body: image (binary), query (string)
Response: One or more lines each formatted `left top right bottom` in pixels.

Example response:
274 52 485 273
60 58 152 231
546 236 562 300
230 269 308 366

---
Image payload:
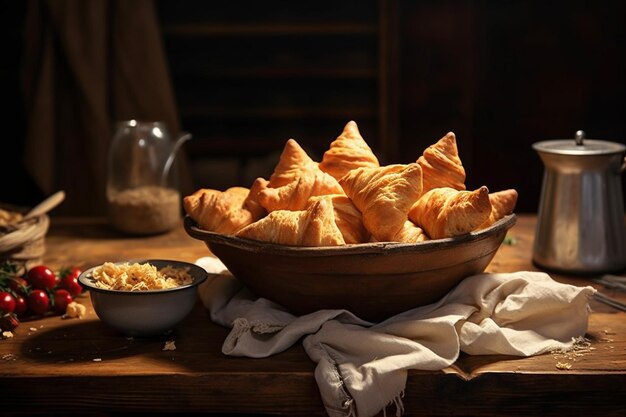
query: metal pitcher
532 130 626 274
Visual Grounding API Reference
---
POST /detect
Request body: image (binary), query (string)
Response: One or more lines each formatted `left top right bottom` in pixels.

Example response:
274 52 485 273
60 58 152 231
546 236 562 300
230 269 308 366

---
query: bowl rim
184 213 517 256
78 259 209 295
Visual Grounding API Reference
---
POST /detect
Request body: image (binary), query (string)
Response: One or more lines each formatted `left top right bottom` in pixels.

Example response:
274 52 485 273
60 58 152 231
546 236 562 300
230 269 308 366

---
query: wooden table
1 214 625 416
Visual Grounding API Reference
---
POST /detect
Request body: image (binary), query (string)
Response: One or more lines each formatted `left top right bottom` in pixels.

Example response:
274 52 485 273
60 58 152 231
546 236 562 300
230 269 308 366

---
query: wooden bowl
185 214 517 321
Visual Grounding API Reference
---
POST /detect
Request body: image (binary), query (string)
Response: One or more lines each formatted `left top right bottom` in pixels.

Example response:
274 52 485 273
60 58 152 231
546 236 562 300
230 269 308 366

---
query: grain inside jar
107 185 181 234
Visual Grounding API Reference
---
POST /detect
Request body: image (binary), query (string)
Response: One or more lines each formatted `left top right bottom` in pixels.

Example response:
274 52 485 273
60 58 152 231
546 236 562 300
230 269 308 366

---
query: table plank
1 214 625 416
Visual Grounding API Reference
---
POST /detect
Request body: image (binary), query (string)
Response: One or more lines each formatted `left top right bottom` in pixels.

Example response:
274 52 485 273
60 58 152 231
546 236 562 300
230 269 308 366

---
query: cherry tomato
0 291 16 314
53 289 73 314
27 289 50 315
26 265 57 290
67 267 82 279
59 275 83 298
7 276 29 296
14 295 27 316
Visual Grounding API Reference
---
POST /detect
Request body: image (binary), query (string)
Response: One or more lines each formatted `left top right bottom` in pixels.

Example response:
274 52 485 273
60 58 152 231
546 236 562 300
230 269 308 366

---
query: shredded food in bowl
91 262 193 291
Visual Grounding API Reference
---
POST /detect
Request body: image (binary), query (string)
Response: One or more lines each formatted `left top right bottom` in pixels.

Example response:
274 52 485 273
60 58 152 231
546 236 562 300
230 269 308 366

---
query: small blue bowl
79 259 208 337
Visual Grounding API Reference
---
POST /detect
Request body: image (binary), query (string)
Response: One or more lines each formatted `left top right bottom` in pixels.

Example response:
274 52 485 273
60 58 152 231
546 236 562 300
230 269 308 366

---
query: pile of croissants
183 121 517 246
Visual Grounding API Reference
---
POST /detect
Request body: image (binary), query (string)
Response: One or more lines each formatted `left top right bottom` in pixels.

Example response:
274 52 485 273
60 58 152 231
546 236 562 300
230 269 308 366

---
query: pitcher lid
533 130 626 156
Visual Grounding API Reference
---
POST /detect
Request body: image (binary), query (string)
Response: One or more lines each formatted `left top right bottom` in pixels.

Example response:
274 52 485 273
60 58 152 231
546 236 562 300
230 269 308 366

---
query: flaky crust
243 177 270 221
259 168 344 212
183 187 254 234
268 139 318 188
236 197 345 246
392 220 429 243
339 163 423 242
307 194 370 244
478 189 518 229
409 186 491 239
319 121 380 181
417 132 466 193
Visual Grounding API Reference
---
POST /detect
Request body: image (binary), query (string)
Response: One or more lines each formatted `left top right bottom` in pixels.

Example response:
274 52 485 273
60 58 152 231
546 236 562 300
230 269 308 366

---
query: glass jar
106 120 184 235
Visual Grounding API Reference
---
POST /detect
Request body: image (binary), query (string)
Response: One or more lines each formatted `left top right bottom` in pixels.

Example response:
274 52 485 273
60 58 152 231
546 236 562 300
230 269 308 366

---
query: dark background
2 0 625 214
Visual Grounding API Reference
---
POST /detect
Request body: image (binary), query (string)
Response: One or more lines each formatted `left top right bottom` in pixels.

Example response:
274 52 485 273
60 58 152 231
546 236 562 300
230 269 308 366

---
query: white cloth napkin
196 256 596 417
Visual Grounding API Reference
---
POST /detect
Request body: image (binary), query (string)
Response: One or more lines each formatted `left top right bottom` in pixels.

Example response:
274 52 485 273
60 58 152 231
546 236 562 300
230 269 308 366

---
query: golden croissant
268 139 318 188
258 168 344 212
392 220 429 243
340 163 423 242
417 132 466 193
236 197 345 246
183 187 254 234
478 189 518 229
243 177 270 221
307 194 370 244
319 121 380 181
409 186 491 239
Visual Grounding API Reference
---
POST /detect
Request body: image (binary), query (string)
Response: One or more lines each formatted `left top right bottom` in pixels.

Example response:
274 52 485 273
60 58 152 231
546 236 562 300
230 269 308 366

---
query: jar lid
533 130 626 156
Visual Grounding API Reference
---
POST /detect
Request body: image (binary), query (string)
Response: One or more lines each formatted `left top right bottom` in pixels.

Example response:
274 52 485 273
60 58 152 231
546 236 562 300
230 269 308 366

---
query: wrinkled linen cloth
196 256 595 417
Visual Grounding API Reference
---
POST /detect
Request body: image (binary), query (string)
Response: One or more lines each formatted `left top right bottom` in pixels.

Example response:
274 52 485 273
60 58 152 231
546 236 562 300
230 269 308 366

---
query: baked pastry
478 189 518 229
183 187 254 234
185 122 513 246
243 177 269 221
236 197 345 246
307 194 370 244
409 186 491 239
259 168 344 212
339 163 423 242
319 121 380 181
268 139 318 188
417 132 466 193
392 220 429 243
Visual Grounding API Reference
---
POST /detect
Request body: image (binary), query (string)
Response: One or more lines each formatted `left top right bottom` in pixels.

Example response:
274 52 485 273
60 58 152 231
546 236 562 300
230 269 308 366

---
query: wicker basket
0 203 50 266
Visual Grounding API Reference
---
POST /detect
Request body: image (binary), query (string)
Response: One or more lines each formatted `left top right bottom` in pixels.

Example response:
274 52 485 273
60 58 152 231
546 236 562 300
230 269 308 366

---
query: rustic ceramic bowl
78 259 208 337
185 215 516 321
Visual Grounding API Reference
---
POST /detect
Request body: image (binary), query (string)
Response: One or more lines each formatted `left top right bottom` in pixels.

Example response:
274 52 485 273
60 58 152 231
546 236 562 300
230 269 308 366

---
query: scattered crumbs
39 325 44 328
63 302 86 319
2 353 16 361
35 347 41 351
603 328 616 335
47 351 52 354
93 358 102 362
1 331 13 339
126 336 134 341
68 358 74 362
503 235 517 245
551 336 595 370
556 362 572 370
163 340 176 351
551 336 594 355
29 327 37 332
